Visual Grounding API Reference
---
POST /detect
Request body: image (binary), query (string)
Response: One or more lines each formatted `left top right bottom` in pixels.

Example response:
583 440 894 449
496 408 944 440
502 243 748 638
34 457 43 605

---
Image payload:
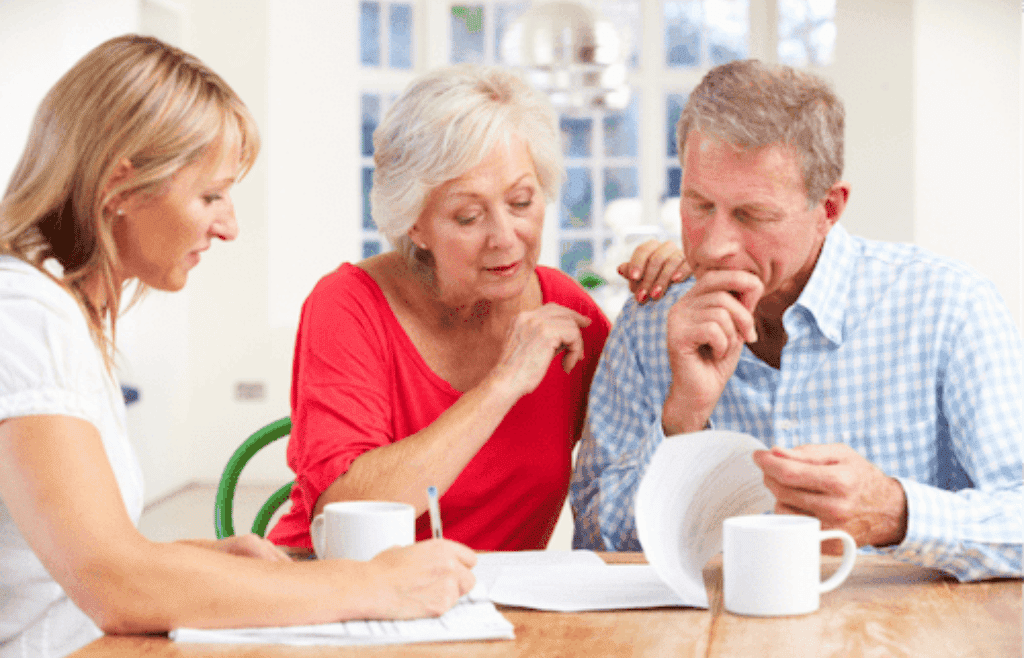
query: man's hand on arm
753 444 909 553
661 270 763 435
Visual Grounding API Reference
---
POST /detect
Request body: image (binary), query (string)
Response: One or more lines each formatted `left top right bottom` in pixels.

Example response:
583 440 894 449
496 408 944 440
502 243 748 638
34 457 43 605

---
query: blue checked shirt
571 224 1023 581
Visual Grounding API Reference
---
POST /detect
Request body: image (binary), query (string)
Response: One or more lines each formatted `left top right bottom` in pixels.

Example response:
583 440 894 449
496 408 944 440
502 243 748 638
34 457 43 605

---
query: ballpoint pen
426 485 443 539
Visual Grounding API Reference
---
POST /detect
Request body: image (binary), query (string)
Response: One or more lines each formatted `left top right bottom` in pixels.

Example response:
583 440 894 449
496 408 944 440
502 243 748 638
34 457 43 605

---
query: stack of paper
478 550 687 611
171 598 514 646
635 430 775 607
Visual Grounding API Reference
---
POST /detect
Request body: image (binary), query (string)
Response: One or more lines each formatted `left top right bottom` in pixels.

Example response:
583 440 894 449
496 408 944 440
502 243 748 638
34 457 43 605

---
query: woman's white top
0 256 144 658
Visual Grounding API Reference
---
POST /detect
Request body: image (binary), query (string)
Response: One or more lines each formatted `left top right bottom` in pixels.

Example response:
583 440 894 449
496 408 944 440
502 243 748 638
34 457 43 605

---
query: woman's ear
408 223 427 250
101 158 135 214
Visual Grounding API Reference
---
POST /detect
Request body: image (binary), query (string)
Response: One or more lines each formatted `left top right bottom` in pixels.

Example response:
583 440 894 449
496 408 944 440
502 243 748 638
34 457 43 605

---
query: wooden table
70 553 1021 657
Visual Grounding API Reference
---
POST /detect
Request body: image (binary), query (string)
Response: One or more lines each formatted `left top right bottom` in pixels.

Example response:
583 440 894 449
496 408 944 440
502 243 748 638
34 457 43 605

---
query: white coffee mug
723 514 857 616
310 501 415 561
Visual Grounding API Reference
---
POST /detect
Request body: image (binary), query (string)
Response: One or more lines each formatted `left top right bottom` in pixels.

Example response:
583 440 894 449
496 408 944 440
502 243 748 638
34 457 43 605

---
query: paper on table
486 563 688 611
635 430 775 607
171 598 514 646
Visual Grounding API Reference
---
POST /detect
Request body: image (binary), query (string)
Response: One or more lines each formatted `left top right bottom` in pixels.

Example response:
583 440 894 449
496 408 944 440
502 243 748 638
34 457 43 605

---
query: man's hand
753 444 908 552
661 270 763 435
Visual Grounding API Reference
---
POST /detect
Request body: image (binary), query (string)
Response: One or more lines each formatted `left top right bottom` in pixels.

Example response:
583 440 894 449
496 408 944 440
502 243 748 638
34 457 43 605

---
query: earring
115 209 125 217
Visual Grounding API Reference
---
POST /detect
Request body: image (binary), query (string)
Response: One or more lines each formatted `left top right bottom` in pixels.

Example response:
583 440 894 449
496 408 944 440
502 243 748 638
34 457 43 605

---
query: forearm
879 479 1022 581
68 535 383 634
316 374 520 517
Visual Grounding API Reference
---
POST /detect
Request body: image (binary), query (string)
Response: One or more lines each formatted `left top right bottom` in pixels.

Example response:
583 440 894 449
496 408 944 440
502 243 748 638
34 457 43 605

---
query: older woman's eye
510 199 532 209
455 214 478 225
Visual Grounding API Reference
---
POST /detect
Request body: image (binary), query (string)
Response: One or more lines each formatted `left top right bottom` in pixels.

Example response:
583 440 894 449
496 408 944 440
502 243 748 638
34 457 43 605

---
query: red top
267 264 610 550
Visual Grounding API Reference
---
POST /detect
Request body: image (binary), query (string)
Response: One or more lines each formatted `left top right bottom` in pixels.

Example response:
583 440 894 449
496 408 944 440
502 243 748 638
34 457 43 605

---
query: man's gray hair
676 59 844 206
371 64 562 260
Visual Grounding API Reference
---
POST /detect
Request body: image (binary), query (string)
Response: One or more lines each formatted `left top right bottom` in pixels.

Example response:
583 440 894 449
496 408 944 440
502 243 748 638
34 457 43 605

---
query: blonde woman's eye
204 194 223 204
511 199 532 210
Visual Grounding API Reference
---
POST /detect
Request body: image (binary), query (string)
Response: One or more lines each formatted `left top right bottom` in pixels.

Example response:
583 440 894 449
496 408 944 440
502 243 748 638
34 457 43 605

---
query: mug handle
818 529 856 593
310 513 325 559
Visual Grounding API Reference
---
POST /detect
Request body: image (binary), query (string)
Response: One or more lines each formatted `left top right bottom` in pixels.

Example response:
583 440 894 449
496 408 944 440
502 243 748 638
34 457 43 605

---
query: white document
475 549 685 611
487 563 687 611
635 430 775 607
170 598 514 646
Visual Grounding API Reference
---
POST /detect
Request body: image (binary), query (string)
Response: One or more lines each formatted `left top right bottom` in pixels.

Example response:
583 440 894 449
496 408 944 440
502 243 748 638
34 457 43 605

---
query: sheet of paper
486 563 689 611
471 549 605 599
171 598 514 646
635 430 775 607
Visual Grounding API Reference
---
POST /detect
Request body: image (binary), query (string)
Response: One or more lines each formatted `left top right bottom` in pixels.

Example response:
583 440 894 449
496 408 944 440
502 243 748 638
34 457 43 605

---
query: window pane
362 240 382 258
362 167 375 230
666 93 688 157
389 3 413 69
778 0 836 67
561 116 593 158
361 94 380 157
604 167 639 204
451 4 485 64
603 92 639 158
667 167 682 198
360 2 381 67
495 2 529 63
561 168 593 229
560 239 594 277
706 0 749 66
599 0 641 68
665 0 701 68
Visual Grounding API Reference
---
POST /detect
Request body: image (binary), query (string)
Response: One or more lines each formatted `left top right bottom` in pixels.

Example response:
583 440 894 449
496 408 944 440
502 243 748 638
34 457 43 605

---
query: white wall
913 0 1021 329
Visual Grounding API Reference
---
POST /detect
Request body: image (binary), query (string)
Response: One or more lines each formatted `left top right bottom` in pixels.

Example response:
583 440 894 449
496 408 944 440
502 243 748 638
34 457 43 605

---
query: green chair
215 417 295 539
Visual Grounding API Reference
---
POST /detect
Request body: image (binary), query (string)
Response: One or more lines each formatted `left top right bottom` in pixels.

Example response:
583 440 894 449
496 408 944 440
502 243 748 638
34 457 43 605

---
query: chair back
215 417 294 539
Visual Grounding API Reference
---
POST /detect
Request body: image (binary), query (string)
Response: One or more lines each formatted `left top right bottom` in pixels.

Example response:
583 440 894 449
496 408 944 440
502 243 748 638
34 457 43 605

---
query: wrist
873 477 909 547
661 387 713 436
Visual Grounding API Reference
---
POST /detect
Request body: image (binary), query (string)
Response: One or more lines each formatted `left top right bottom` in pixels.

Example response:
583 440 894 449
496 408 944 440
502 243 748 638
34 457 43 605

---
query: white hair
370 64 562 260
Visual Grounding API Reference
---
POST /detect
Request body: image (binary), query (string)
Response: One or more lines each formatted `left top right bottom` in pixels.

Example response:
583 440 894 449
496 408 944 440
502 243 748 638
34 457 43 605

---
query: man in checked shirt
570 59 1022 581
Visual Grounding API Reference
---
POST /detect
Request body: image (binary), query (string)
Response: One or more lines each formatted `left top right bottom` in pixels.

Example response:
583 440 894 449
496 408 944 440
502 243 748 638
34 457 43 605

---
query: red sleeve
282 265 396 532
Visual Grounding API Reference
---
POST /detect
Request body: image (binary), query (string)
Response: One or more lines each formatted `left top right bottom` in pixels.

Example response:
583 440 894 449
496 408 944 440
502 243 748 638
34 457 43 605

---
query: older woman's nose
487 209 517 249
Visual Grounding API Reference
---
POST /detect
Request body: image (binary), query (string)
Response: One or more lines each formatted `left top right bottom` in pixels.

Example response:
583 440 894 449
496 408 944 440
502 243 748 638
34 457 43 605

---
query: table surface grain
69 553 1022 658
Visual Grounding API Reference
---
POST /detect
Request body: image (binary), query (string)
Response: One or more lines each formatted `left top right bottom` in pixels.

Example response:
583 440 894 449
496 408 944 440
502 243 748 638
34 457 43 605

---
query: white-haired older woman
0 36 474 657
268 65 687 552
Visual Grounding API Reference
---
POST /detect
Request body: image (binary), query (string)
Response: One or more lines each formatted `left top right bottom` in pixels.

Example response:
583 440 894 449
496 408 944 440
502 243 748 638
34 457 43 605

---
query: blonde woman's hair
0 34 260 371
371 64 562 261
676 59 844 207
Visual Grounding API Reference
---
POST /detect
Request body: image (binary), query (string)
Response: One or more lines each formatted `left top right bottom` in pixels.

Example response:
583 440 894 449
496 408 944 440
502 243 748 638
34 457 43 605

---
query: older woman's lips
485 261 521 276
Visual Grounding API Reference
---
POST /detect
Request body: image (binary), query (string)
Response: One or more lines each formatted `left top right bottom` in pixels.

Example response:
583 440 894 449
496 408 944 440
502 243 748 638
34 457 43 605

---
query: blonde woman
0 35 474 657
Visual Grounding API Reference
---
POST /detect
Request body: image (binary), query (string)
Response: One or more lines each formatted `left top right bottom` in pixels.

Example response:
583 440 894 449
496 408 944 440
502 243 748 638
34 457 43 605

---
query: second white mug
723 514 857 617
311 500 415 561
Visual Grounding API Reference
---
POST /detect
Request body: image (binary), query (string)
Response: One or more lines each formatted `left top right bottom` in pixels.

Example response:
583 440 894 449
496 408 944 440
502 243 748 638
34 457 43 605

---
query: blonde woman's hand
363 539 477 619
490 303 592 400
617 239 691 304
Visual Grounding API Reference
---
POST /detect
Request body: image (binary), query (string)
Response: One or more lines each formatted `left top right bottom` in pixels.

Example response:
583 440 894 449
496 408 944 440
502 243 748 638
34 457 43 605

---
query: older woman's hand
490 303 592 400
616 239 691 304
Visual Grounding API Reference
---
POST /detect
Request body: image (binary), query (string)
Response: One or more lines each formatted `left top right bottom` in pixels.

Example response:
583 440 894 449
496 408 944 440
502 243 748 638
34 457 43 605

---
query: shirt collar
789 223 854 345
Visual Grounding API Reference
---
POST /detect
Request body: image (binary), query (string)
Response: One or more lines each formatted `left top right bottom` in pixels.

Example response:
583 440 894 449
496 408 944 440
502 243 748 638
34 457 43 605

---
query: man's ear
101 158 135 213
821 181 851 228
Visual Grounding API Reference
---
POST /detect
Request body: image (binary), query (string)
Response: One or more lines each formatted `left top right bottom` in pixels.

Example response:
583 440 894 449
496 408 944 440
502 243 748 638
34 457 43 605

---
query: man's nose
694 211 740 262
